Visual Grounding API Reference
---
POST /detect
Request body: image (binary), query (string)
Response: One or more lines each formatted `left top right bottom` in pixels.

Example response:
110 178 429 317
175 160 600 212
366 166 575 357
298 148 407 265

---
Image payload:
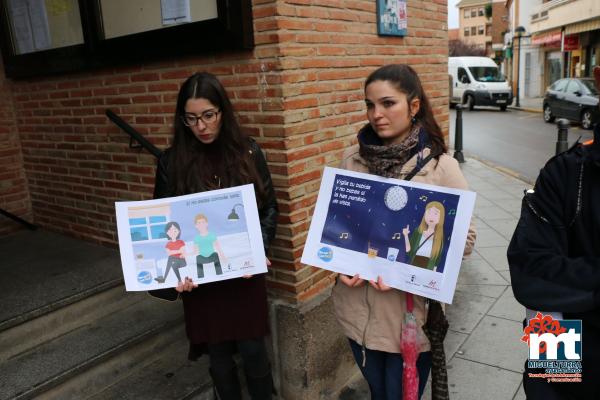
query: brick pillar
260 1 450 398
0 59 32 236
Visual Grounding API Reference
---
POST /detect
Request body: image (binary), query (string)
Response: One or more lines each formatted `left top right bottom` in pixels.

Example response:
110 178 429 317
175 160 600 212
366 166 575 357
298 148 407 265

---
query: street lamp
514 26 526 108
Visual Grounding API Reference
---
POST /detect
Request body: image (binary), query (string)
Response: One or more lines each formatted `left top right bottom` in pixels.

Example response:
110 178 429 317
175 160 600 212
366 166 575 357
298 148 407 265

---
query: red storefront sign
532 30 562 46
564 34 580 51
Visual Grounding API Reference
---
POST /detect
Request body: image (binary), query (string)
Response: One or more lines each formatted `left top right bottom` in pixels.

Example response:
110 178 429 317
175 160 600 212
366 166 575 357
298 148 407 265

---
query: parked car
543 77 600 130
449 56 513 111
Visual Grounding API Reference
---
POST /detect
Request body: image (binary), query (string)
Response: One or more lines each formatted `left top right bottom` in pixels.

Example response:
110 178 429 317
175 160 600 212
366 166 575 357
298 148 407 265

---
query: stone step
0 295 183 400
86 336 214 400
0 230 123 333
0 286 140 363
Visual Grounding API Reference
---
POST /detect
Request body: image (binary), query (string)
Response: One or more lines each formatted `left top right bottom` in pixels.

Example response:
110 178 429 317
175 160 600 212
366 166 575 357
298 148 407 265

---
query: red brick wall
0 60 32 236
5 0 449 304
491 2 508 45
262 0 449 302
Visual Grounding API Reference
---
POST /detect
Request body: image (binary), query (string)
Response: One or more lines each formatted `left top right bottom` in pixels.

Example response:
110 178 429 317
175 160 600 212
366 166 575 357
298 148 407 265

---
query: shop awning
531 29 562 45
564 18 600 35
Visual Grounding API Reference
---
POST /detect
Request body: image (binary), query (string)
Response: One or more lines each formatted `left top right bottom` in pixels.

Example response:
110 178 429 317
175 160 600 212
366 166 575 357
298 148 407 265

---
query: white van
449 56 513 111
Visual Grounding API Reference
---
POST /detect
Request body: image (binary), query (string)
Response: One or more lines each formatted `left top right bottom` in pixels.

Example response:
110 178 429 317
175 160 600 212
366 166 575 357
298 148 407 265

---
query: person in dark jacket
507 121 600 398
152 72 278 400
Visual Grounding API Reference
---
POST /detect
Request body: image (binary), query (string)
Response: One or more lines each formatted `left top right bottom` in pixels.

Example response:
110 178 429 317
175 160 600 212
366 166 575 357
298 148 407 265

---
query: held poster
115 184 266 291
301 167 476 304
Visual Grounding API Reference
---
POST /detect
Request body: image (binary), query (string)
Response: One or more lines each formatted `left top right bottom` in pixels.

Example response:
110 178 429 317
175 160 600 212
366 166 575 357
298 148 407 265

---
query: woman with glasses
152 72 278 400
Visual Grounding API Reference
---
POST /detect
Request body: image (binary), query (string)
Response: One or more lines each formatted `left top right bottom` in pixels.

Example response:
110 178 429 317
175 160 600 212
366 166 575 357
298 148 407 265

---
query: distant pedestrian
332 64 476 399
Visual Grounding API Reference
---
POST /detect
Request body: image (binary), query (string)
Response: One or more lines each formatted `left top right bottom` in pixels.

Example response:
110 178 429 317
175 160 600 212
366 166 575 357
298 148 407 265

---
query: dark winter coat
152 138 278 358
508 125 600 399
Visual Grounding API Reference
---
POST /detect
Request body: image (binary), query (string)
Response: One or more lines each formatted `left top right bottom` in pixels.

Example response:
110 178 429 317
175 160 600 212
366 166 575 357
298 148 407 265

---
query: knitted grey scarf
358 123 421 178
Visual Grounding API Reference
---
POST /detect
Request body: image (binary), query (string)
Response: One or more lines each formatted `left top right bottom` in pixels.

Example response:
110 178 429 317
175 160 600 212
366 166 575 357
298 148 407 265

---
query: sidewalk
508 96 543 113
340 157 531 400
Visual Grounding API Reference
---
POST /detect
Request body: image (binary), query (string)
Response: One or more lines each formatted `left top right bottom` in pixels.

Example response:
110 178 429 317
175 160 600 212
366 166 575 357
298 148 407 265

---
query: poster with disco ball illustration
301 167 476 304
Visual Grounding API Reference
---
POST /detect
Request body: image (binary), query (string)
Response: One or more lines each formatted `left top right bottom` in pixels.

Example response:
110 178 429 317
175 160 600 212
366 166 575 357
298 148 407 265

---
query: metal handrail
105 109 162 159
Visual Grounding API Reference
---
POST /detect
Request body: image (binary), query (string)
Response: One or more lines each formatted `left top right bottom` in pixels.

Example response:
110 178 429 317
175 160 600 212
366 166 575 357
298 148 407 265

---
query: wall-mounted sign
563 34 580 52
376 0 407 37
531 30 562 47
0 0 254 79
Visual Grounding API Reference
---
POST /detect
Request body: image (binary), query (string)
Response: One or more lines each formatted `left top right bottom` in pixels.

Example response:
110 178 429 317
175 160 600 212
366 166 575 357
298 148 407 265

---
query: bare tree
449 40 486 57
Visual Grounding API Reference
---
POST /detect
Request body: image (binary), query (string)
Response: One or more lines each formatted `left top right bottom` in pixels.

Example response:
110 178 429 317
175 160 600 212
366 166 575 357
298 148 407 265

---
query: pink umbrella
402 293 419 400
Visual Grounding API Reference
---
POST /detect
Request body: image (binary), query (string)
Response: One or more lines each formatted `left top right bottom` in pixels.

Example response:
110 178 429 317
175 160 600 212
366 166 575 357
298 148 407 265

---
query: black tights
207 338 272 400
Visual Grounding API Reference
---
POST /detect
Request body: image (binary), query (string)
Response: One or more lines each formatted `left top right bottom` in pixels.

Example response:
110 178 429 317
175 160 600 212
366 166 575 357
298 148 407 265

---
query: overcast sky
448 0 459 29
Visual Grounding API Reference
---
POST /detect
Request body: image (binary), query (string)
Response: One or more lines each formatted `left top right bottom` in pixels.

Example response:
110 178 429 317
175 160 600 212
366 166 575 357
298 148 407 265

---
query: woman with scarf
332 64 476 399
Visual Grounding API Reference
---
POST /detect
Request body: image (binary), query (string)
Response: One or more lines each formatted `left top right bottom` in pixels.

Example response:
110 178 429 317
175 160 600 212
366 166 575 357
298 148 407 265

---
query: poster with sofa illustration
301 167 476 304
115 184 266 291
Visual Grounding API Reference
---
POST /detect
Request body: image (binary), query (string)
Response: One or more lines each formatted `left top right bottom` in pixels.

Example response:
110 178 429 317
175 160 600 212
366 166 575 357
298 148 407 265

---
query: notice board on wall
0 0 253 78
6 0 83 55
100 0 217 39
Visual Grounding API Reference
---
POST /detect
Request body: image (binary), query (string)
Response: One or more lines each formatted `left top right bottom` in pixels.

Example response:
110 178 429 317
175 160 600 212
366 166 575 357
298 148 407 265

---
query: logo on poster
424 280 439 290
137 271 152 285
318 247 333 262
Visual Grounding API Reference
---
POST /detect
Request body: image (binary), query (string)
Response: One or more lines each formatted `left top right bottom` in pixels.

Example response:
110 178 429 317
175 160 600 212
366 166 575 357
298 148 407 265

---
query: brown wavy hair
364 64 447 156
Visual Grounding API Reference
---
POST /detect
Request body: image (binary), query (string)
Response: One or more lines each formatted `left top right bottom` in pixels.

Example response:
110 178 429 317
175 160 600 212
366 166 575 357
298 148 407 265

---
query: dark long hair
167 72 264 201
164 221 181 240
365 64 447 155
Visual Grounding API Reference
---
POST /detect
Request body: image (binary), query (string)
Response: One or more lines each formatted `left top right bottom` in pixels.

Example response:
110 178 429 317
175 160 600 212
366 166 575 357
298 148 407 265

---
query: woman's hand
369 275 392 292
339 273 365 288
175 277 197 292
402 224 410 237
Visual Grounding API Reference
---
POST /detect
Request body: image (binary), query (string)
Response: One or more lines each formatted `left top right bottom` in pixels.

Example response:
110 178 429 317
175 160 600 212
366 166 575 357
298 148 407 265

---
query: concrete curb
508 106 542 114
461 153 536 186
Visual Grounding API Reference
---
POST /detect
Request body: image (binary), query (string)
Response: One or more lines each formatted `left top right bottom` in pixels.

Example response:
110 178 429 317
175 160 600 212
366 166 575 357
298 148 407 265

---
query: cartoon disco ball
384 186 408 211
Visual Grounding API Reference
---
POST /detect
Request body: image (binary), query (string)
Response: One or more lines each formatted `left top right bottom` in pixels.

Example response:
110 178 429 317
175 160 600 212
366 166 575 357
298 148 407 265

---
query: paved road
449 107 594 183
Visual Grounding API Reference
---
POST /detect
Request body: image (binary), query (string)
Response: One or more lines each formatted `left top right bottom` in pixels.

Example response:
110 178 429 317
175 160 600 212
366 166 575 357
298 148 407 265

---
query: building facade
456 0 508 60
458 0 493 53
490 0 509 62
530 0 600 91
505 0 545 100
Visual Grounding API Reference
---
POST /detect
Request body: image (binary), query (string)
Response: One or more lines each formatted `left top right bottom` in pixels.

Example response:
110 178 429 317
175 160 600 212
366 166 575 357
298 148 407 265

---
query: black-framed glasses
181 109 220 126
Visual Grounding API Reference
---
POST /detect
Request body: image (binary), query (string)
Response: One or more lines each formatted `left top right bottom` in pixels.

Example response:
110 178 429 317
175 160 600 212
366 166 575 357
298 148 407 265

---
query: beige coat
332 144 477 354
